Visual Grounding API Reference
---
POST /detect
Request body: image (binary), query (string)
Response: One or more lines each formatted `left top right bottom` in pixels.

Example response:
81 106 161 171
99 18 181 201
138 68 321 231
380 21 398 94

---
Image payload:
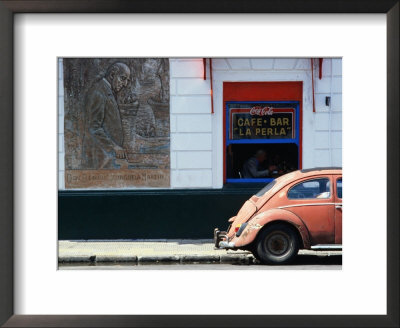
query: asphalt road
59 254 342 270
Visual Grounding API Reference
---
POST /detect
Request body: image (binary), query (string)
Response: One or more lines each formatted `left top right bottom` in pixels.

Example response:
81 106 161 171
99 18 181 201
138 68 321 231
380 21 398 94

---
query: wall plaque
63 58 170 188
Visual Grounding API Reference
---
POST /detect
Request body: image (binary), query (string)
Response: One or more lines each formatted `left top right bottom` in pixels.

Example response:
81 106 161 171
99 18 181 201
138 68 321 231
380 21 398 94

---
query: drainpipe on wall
329 59 334 165
203 58 214 114
210 58 214 114
311 58 324 113
319 58 323 79
203 58 207 80
311 58 316 113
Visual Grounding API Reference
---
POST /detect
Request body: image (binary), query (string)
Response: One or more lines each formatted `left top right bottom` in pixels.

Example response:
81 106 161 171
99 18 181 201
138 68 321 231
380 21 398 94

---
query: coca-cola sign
249 106 274 116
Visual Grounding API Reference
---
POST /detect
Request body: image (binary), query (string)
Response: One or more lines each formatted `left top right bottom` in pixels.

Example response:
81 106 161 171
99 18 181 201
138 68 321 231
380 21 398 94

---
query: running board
311 245 342 250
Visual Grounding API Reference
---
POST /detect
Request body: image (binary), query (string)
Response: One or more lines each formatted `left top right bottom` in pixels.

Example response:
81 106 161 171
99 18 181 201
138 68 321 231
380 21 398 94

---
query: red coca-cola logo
249 106 274 116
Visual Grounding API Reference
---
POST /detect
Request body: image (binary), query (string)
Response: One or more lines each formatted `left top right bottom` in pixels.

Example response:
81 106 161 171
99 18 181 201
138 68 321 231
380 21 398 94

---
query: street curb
58 250 342 265
220 254 253 264
58 254 253 264
180 255 220 263
59 255 94 263
96 255 138 262
137 255 180 263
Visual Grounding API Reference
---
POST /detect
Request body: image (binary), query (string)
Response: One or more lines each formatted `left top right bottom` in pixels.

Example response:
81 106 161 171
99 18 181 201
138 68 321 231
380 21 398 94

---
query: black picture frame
0 1 398 327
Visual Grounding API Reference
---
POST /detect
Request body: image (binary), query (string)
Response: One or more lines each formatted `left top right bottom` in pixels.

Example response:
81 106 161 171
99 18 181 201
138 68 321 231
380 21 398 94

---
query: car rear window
255 180 276 197
287 178 331 199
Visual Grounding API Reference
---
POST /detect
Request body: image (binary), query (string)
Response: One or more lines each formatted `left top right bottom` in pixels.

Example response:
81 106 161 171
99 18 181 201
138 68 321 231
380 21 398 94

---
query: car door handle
335 205 342 209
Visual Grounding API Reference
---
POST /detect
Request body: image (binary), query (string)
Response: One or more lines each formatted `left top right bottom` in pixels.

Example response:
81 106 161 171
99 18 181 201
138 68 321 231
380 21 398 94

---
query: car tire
256 223 299 265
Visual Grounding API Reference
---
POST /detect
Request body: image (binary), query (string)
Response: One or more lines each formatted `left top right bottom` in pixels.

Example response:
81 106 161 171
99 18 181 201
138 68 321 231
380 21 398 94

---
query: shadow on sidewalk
250 254 342 266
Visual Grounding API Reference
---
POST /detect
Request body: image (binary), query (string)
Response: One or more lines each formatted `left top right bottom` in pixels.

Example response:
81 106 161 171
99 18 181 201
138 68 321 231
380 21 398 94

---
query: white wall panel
171 170 212 188
176 115 212 133
58 134 64 153
170 59 203 78
170 78 177 95
170 152 177 170
58 153 64 171
315 77 333 93
59 170 64 189
315 94 331 112
331 131 342 148
273 58 297 70
170 96 211 114
332 58 343 76
331 94 342 111
177 151 212 169
314 131 330 149
171 133 212 151
314 149 331 166
331 148 343 167
227 58 251 70
331 77 342 93
294 58 310 70
314 113 330 130
331 113 343 130
177 79 211 95
170 115 177 133
250 58 274 70
321 59 332 77
211 59 230 70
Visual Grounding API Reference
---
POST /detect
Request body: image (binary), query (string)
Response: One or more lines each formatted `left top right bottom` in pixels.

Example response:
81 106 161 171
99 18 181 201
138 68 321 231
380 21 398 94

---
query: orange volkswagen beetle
214 167 342 264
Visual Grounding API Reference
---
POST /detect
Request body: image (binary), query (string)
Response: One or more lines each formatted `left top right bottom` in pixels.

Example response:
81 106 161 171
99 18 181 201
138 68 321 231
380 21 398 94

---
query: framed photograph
0 1 398 327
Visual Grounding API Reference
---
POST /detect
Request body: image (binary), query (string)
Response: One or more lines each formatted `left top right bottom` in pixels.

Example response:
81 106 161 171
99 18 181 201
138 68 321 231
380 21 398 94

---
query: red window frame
223 82 303 183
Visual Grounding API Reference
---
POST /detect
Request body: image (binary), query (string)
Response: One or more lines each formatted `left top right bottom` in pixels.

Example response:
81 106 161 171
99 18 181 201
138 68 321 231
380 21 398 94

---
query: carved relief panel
63 58 170 188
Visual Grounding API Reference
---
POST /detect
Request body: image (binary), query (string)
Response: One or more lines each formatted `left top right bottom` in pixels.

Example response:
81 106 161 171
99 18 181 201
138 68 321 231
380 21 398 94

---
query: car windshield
255 180 276 197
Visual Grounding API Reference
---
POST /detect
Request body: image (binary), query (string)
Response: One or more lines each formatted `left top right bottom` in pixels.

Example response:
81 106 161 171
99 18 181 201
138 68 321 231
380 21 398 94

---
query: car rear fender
233 208 311 249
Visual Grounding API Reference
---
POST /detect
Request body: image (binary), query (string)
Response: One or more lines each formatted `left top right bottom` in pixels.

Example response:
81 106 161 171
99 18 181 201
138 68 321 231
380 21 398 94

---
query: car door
283 175 335 245
334 176 342 244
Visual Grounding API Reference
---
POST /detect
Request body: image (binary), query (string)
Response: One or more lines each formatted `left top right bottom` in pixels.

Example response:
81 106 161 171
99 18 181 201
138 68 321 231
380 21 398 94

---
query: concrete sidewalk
58 240 342 265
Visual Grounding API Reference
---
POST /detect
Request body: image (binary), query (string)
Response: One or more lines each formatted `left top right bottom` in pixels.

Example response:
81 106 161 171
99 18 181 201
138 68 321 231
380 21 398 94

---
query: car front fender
232 208 311 249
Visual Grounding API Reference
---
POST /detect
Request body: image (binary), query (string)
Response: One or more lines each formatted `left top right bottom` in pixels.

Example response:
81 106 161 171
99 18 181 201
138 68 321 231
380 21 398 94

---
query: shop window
225 101 300 183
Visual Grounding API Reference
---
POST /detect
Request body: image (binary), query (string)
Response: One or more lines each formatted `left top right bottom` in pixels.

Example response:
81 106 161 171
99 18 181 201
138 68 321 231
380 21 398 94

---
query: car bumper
213 228 235 249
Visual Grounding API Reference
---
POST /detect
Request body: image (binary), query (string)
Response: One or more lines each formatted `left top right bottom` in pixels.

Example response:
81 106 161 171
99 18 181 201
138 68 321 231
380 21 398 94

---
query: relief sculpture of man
82 62 131 169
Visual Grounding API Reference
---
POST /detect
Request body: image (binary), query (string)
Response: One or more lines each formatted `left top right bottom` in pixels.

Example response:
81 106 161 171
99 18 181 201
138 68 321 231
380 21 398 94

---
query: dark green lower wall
58 185 262 240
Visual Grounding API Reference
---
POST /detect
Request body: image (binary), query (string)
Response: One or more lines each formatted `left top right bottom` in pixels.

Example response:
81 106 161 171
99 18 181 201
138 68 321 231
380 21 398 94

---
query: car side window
287 178 331 199
337 178 342 199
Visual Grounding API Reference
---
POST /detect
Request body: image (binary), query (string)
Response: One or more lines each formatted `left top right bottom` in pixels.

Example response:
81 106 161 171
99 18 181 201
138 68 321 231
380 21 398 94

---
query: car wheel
256 223 299 265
